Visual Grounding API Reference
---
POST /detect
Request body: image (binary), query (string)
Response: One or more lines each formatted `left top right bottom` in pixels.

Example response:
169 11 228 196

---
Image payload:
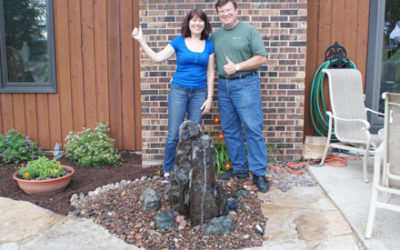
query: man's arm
224 55 266 75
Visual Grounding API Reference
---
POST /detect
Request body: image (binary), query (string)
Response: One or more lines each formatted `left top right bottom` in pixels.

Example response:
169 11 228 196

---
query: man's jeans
218 73 267 176
163 85 207 173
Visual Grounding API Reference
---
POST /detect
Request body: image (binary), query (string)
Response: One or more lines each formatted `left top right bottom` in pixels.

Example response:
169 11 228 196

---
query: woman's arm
201 53 215 115
132 27 175 63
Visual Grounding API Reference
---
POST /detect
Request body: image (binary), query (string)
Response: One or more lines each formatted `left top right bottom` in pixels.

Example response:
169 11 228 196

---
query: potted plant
13 156 74 195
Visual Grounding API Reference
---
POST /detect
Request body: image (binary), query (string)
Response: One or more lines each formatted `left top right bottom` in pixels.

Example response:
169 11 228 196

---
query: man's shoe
252 175 269 193
219 169 250 180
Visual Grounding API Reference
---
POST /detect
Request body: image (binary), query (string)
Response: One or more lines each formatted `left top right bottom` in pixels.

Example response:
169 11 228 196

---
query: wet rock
203 215 235 236
169 121 226 226
154 210 175 233
142 188 161 212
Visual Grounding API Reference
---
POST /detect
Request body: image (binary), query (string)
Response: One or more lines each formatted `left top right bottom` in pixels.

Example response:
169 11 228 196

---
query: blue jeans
163 85 207 173
218 73 268 176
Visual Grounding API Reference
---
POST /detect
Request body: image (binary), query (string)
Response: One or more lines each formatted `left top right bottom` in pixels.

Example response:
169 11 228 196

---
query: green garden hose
309 59 356 140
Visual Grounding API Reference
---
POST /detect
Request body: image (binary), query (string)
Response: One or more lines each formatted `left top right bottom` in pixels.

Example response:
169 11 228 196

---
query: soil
0 152 159 215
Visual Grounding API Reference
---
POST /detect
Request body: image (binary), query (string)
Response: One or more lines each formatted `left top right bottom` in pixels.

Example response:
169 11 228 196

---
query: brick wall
138 0 307 163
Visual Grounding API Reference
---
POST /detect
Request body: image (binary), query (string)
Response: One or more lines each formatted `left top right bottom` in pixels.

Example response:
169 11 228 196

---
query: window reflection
4 0 49 83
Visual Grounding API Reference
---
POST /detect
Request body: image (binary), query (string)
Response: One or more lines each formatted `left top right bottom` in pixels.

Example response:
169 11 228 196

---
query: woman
132 9 215 183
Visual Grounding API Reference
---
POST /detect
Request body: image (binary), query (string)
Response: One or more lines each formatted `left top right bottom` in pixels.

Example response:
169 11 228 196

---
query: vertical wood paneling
1 0 141 151
93 0 110 123
48 93 62 146
1 95 13 132
37 95 50 149
356 0 370 87
24 95 38 141
304 0 371 137
12 94 26 134
81 0 97 129
0 96 3 133
344 0 358 64
120 0 135 149
68 0 85 130
54 0 74 143
107 0 123 148
133 0 142 149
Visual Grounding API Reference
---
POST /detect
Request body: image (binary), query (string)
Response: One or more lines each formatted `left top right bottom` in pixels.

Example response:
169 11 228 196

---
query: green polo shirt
210 22 267 77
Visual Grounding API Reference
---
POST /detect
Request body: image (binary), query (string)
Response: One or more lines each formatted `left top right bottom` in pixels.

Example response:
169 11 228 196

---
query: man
210 0 269 192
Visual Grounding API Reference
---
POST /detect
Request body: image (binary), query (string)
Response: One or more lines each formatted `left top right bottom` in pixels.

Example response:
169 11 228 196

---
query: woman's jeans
163 85 207 173
217 73 268 176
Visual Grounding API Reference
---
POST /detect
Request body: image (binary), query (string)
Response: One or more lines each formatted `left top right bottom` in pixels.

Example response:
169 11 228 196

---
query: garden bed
0 152 158 215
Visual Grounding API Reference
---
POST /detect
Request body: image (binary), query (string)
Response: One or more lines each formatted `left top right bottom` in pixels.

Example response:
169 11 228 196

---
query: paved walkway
0 180 363 250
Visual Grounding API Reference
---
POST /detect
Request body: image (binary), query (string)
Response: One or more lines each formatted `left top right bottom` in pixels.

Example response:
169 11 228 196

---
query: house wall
138 0 308 162
304 0 370 136
0 0 142 150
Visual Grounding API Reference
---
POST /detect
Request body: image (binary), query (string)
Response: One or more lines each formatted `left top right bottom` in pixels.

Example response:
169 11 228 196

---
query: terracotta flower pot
13 165 75 195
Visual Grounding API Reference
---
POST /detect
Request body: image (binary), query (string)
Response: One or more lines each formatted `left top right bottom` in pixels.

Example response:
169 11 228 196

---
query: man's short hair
215 0 238 12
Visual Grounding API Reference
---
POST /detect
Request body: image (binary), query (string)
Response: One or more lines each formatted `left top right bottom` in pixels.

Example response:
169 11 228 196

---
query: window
366 0 400 131
0 0 56 93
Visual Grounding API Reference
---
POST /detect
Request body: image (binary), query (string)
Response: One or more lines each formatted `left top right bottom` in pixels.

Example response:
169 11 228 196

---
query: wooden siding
0 0 142 150
304 0 370 136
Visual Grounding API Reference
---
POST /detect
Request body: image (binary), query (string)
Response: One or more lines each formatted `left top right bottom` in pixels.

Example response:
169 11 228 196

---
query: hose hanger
324 42 352 69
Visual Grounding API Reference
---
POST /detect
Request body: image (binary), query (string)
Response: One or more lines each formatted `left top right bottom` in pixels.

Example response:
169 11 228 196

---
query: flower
217 132 225 140
225 162 232 171
24 172 30 178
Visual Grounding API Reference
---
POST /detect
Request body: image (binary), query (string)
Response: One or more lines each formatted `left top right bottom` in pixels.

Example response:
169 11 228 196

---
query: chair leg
363 149 369 183
365 150 382 238
320 116 333 166
365 187 378 238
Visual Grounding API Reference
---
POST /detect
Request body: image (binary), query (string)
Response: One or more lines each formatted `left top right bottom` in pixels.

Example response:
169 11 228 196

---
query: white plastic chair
320 69 383 182
365 92 400 238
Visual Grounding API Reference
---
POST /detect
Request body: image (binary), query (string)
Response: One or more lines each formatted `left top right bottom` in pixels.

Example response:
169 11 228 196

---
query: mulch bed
0 152 158 215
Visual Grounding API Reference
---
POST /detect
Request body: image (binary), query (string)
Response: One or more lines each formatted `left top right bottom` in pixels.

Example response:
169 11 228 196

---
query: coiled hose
309 59 356 140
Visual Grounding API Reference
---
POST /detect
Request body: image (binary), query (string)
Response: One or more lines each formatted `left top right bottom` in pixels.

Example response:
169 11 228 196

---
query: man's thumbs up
224 57 236 75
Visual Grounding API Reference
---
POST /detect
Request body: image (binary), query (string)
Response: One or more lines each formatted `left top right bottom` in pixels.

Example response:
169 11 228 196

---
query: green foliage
4 0 46 49
0 129 43 164
64 122 122 168
213 139 231 176
18 156 66 180
213 136 284 176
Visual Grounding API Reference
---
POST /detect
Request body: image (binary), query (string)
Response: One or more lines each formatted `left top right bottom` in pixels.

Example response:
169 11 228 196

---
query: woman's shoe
161 175 170 184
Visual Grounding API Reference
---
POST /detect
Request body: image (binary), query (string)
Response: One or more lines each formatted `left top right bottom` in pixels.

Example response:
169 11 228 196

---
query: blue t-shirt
169 36 214 89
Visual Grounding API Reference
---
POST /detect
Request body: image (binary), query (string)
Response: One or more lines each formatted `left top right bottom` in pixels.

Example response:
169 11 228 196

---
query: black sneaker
252 175 269 193
219 169 250 180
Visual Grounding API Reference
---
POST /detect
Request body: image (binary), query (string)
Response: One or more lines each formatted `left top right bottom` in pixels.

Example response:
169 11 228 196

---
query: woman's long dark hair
181 8 212 40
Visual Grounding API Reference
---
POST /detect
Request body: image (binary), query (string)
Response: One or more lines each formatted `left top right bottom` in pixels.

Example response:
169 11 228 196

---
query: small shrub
64 122 121 168
0 129 43 164
18 156 66 180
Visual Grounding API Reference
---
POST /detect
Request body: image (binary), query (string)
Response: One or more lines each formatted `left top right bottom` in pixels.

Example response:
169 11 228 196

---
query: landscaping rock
203 215 235 236
153 210 175 233
142 188 161 212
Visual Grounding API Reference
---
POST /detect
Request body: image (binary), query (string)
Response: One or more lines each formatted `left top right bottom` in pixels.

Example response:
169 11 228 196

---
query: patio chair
365 92 400 238
320 69 383 182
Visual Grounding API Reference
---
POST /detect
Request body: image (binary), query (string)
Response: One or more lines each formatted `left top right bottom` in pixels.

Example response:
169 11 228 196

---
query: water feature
169 120 226 226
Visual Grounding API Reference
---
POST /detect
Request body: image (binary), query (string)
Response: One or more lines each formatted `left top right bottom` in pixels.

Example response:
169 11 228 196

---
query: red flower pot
13 165 75 195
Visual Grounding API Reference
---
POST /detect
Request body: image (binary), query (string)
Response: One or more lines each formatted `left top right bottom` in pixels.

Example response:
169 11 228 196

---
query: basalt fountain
169 120 227 226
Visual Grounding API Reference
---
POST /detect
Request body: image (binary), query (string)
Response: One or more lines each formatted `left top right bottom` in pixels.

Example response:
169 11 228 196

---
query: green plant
18 156 66 180
0 129 43 164
213 132 231 176
64 122 122 168
211 116 284 175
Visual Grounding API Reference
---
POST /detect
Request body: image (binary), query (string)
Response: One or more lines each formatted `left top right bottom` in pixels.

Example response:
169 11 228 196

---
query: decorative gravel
70 163 317 249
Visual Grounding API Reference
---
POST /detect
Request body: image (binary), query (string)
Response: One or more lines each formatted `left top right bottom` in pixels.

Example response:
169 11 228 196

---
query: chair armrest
365 108 384 116
326 111 370 130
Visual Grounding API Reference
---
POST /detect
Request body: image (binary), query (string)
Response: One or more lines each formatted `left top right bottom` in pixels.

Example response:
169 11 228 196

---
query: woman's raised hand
132 27 143 41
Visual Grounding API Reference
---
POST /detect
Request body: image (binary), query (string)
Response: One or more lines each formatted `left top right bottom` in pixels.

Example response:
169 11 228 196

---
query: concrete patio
309 156 400 250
